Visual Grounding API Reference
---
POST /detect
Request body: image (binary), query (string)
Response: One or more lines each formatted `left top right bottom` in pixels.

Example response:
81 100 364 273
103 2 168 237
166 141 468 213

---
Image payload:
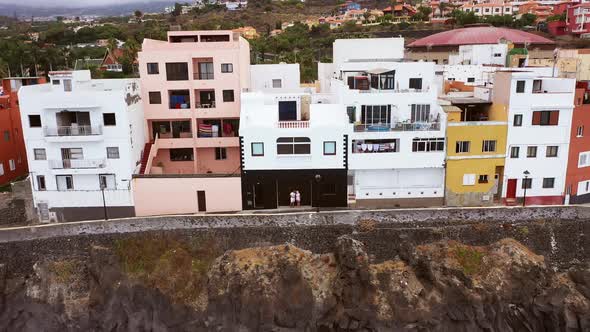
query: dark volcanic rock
1 236 590 331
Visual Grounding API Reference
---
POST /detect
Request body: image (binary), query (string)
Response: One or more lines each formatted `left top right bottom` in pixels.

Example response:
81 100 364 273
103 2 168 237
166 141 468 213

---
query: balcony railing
44 125 102 137
49 158 106 169
193 72 214 80
354 122 440 132
278 121 310 129
195 100 216 108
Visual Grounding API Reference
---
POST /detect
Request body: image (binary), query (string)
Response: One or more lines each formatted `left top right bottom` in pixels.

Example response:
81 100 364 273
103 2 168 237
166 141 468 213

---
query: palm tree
107 37 118 53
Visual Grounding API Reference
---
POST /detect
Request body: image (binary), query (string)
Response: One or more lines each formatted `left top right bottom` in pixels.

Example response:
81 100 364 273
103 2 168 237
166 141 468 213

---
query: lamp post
523 170 530 207
100 181 108 220
314 174 322 213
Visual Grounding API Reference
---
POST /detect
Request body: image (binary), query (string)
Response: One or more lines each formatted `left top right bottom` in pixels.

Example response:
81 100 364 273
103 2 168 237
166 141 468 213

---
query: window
579 151 590 167
52 79 60 85
106 147 120 159
525 146 537 158
215 147 227 160
346 106 355 124
56 175 74 191
546 146 558 157
9 159 15 171
324 141 336 155
251 142 264 156
522 178 532 189
462 174 476 186
532 111 559 126
478 175 488 183
99 174 116 189
577 125 584 137
148 92 162 104
37 175 46 191
198 62 214 80
221 63 233 73
409 78 422 90
410 104 430 123
467 77 475 83
516 80 525 93
513 114 523 127
482 140 496 152
29 115 41 127
272 79 282 88
103 113 116 126
494 53 502 57
3 130 9 141
34 148 46 160
510 146 520 158
447 77 455 81
147 62 159 74
455 141 470 153
165 62 189 81
543 177 555 189
170 148 194 161
276 137 311 155
533 79 542 92
412 138 445 152
361 105 391 125
63 79 72 92
223 90 235 102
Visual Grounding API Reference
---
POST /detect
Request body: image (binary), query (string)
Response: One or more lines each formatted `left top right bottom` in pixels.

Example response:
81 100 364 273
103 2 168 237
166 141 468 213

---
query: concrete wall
0 177 35 225
132 175 242 215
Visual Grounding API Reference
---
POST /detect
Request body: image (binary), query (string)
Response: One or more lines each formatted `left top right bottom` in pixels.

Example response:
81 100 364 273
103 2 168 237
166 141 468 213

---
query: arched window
276 137 311 155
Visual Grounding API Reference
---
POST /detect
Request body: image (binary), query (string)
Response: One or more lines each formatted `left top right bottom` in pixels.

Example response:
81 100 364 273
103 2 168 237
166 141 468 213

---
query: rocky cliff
1 234 589 331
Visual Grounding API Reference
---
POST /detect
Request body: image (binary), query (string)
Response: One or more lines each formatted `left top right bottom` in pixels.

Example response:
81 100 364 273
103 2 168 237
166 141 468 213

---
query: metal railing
193 72 214 80
44 125 102 137
195 100 216 108
49 158 106 169
278 121 310 129
354 122 440 132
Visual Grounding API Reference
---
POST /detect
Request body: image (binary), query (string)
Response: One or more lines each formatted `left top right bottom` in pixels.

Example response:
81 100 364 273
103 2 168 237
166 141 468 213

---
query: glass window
455 141 470 153
412 138 445 152
546 146 558 157
513 114 523 127
106 147 120 159
37 175 46 191
147 63 159 74
198 62 214 80
223 90 235 102
63 79 72 92
272 79 282 88
3 130 9 141
103 113 116 126
56 175 74 191
251 142 264 156
324 141 336 155
527 146 537 158
411 104 431 123
9 159 15 171
482 140 496 152
543 177 555 188
532 111 559 126
170 148 194 161
148 91 161 104
276 137 311 155
409 78 422 90
29 115 42 127
510 146 520 158
361 105 391 126
467 77 475 83
221 63 233 73
165 62 189 81
215 147 227 160
52 79 60 85
478 175 488 183
34 148 46 160
516 80 525 93
577 125 584 137
522 178 532 189
579 152 590 167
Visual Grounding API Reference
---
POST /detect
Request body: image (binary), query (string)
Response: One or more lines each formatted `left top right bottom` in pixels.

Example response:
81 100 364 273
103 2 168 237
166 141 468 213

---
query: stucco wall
132 175 242 215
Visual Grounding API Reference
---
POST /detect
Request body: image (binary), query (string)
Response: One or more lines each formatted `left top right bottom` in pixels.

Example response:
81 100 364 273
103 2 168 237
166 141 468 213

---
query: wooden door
197 191 206 212
506 179 517 200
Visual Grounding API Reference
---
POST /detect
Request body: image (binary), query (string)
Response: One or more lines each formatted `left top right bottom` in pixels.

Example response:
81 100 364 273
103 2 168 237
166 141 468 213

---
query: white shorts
290 198 295 203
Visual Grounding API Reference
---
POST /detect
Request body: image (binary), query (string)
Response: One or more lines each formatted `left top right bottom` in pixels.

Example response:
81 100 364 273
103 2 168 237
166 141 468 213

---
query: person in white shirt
289 190 296 208
295 190 301 207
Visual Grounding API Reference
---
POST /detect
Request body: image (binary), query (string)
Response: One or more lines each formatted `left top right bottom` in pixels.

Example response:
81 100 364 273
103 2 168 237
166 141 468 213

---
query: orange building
0 77 44 186
566 85 590 204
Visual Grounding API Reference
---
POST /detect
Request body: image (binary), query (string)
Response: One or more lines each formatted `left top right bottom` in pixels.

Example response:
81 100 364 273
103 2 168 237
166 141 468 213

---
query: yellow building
442 94 508 206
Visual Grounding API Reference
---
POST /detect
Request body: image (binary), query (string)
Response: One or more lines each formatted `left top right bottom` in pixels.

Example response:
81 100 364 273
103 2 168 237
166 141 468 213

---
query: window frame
546 146 559 158
510 146 520 158
221 63 233 73
222 89 235 102
251 142 264 156
169 148 194 161
147 62 159 74
323 141 337 155
99 174 117 190
542 177 555 189
215 147 227 160
412 138 445 152
478 174 489 184
522 178 532 189
29 115 42 128
276 137 311 155
516 80 526 93
527 146 537 158
103 113 117 126
106 147 120 159
272 79 282 88
482 140 496 153
409 78 423 90
165 62 189 81
37 175 46 191
513 114 523 127
33 148 47 160
148 91 162 104
455 141 470 153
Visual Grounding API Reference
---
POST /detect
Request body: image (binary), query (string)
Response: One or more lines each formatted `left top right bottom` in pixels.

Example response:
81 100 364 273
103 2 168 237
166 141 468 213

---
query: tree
134 10 143 19
418 6 432 21
172 3 183 16
451 9 479 26
107 37 118 52
519 13 537 27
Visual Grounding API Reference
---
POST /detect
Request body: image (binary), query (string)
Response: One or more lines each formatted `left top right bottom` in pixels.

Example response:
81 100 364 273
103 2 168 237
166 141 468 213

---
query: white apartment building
319 38 447 208
19 70 145 222
250 63 301 91
494 71 575 205
240 64 349 209
448 44 508 66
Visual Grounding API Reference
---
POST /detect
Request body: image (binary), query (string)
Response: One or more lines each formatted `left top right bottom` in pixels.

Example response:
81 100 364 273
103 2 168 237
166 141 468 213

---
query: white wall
333 38 405 68
449 44 507 66
353 168 445 199
250 63 301 91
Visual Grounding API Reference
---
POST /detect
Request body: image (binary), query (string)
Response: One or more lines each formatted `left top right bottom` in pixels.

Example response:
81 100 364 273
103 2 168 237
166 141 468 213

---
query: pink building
133 31 250 215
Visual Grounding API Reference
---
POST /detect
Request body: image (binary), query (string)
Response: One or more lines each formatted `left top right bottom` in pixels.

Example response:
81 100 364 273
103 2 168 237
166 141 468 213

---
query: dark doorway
277 179 311 206
197 191 206 212
278 101 297 121
253 183 265 209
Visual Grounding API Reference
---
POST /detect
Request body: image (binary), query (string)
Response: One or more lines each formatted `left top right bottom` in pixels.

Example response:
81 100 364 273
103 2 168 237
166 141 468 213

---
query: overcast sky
0 0 163 6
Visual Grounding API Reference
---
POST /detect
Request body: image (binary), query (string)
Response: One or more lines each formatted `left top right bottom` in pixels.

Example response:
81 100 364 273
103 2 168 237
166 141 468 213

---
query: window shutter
532 111 541 125
550 111 559 125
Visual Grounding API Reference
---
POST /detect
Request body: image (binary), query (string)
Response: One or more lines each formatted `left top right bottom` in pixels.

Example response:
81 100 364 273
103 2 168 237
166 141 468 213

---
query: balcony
354 122 441 132
278 121 309 129
44 125 102 137
49 158 106 169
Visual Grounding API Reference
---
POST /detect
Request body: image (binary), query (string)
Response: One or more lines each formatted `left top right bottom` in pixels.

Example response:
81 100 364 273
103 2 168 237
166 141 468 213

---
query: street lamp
523 170 530 207
100 180 108 220
314 174 322 213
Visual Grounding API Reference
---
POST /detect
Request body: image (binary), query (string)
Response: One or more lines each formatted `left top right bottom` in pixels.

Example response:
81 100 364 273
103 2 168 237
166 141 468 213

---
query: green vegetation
454 245 485 276
114 235 220 304
48 260 77 283
450 10 537 28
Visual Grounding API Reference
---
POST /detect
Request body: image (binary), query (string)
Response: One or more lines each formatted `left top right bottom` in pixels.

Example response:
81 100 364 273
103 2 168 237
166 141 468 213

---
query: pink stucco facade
134 31 250 214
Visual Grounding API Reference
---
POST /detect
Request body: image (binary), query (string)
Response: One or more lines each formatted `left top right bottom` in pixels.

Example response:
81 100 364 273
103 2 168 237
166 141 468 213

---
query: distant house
383 3 417 17
233 26 259 39
102 48 125 72
338 1 361 14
